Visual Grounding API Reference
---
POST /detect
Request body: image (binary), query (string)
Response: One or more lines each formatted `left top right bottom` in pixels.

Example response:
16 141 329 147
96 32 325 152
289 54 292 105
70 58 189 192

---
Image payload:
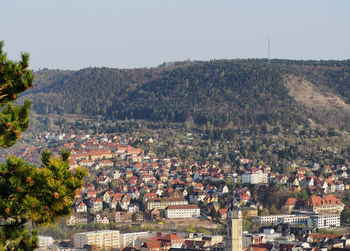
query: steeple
226 202 243 251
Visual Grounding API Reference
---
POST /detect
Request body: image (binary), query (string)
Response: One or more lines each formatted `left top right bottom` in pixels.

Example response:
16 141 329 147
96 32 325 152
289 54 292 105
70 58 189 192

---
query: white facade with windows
120 231 151 248
73 230 120 249
307 214 340 229
241 168 268 184
165 205 200 219
147 198 188 210
255 214 297 224
38 236 54 249
256 213 341 229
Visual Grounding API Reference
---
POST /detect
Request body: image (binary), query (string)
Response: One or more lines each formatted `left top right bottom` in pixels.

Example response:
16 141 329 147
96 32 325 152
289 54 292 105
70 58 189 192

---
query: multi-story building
115 211 132 223
73 230 120 249
241 168 268 184
255 214 308 225
165 204 200 219
256 213 340 229
241 207 258 219
307 214 341 229
38 236 54 249
301 195 344 214
279 215 309 225
119 231 151 248
147 197 188 210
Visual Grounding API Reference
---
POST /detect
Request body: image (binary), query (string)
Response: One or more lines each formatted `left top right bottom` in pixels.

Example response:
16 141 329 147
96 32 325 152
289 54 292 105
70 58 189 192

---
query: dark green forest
22 59 350 130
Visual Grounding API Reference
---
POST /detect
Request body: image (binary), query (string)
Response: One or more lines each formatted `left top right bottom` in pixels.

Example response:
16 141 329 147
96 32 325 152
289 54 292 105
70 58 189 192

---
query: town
4 121 350 251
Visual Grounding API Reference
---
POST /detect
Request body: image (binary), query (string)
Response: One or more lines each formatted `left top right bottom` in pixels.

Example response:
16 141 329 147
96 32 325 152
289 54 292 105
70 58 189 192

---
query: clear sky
1 0 349 70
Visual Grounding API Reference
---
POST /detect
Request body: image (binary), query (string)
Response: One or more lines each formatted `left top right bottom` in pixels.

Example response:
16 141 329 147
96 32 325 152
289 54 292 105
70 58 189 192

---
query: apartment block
165 204 200 219
147 197 188 210
73 230 120 249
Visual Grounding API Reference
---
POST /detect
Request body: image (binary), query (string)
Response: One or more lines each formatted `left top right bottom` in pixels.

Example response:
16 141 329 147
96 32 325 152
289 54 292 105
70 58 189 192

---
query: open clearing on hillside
284 74 350 113
283 74 350 128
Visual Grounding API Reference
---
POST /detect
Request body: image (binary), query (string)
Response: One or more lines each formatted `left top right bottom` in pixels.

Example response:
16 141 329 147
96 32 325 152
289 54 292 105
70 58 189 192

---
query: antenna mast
268 37 271 65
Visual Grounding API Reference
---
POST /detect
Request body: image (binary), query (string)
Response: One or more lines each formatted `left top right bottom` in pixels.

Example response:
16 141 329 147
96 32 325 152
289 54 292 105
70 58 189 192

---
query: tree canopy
0 41 87 250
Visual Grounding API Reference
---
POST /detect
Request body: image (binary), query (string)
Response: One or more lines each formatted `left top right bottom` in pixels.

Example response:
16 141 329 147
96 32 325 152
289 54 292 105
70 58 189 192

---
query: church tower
225 207 242 251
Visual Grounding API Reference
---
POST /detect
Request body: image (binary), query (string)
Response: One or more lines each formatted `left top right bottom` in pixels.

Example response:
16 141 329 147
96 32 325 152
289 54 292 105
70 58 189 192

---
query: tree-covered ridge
23 59 350 130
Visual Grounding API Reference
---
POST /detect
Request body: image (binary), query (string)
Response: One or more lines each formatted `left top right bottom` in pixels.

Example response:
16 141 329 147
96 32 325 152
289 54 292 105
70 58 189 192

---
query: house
115 211 132 223
287 177 300 187
194 183 204 191
86 189 97 198
121 194 131 210
102 191 114 203
235 188 251 202
66 214 88 226
218 208 228 220
75 201 87 213
282 198 297 214
157 233 185 248
126 170 133 179
128 204 140 213
94 214 110 224
150 208 161 221
219 185 229 195
109 193 124 210
113 170 121 179
182 240 209 249
303 177 314 187
189 192 206 204
141 241 167 251
241 207 258 219
89 198 103 213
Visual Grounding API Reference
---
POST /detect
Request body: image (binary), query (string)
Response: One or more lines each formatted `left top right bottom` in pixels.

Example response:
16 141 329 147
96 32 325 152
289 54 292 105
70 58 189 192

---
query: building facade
226 208 243 251
120 231 151 248
307 214 341 229
165 204 200 219
301 195 344 214
73 230 120 249
147 198 188 210
255 214 309 225
241 168 268 184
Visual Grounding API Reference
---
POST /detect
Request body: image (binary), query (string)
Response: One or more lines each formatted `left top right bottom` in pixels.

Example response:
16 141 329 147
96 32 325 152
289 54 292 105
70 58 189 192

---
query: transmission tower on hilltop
268 37 271 65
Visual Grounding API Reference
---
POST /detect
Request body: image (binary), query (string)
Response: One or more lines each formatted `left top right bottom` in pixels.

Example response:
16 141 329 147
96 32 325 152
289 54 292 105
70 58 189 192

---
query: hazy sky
1 0 349 70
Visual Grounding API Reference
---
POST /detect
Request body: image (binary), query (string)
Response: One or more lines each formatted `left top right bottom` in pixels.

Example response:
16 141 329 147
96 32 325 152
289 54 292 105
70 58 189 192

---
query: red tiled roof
285 198 297 206
306 195 343 207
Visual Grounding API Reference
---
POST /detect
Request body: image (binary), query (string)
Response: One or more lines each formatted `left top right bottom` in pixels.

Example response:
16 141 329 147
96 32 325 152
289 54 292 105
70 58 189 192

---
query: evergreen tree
0 41 87 250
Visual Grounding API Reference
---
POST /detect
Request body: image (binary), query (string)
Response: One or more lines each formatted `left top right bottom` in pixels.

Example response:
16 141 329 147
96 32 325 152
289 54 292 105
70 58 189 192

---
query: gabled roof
284 198 297 207
306 195 343 207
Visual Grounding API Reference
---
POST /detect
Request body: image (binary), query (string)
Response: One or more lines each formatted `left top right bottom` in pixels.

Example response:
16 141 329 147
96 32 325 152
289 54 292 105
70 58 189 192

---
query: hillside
21 59 350 130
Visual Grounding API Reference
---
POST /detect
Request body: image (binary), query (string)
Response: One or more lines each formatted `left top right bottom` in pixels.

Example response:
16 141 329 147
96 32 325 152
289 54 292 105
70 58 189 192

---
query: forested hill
22 59 350 130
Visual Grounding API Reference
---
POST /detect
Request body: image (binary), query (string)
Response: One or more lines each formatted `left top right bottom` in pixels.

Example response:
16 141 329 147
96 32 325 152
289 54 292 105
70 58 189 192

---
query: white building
128 204 139 213
38 236 54 249
255 214 294 224
165 204 200 219
147 198 188 210
120 231 151 248
255 214 308 225
73 230 120 249
307 214 340 229
241 168 268 184
279 215 309 225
